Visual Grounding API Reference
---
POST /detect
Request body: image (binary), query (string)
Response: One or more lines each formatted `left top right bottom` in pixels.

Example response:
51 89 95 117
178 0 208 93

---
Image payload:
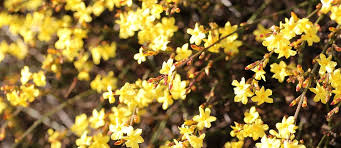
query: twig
11 90 95 148
176 0 310 70
64 77 78 98
317 102 341 147
21 107 66 131
293 25 340 121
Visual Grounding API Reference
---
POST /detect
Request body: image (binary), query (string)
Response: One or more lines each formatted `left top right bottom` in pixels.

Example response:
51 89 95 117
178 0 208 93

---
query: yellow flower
90 42 116 65
270 61 290 83
204 30 221 53
332 87 341 105
219 21 238 37
331 5 341 25
263 33 296 59
231 107 269 141
71 114 89 136
316 54 337 75
0 97 7 114
90 71 117 93
230 122 246 140
21 66 32 85
6 90 23 106
48 129 63 148
255 136 281 148
244 106 259 124
320 0 333 14
224 141 243 148
270 116 297 139
330 69 341 88
252 65 266 81
170 74 187 100
187 134 205 148
134 47 147 64
283 140 306 148
232 77 254 104
76 131 92 148
178 124 194 137
89 133 109 148
116 11 139 39
251 87 273 105
253 24 270 41
309 83 330 104
187 23 206 45
32 71 46 87
160 58 175 75
300 26 320 46
157 89 173 110
192 107 217 130
244 119 269 140
23 84 39 97
124 126 144 148
175 43 192 61
103 85 115 104
89 108 105 129
20 84 40 105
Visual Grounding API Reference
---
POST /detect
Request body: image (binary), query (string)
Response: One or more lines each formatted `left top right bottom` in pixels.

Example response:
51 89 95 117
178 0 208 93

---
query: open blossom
244 106 259 124
316 53 337 75
251 86 273 105
134 47 146 64
232 77 254 104
253 24 270 41
157 88 173 110
71 114 89 136
230 106 269 141
187 134 205 148
175 43 192 61
21 66 32 85
187 23 206 45
224 141 244 148
89 108 105 129
270 61 290 83
252 65 266 81
89 133 109 148
256 136 281 148
103 85 115 104
170 74 187 100
262 33 296 59
124 126 144 148
270 116 297 139
309 83 330 104
331 5 341 25
320 0 333 13
193 107 217 130
160 58 174 75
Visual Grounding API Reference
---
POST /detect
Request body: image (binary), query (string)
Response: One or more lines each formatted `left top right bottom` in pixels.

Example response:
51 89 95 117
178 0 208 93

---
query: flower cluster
256 116 305 148
0 0 340 148
230 106 269 141
161 106 216 148
4 66 46 106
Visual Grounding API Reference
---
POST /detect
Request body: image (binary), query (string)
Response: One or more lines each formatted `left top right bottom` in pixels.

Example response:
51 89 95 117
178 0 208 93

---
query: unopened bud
302 96 308 108
199 52 205 60
296 83 302 92
290 97 300 107
330 97 341 105
190 44 203 51
327 107 339 120
302 78 310 88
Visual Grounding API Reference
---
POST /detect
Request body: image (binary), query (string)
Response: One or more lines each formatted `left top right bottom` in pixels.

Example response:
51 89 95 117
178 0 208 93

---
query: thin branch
11 90 95 148
293 25 340 121
175 0 310 69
